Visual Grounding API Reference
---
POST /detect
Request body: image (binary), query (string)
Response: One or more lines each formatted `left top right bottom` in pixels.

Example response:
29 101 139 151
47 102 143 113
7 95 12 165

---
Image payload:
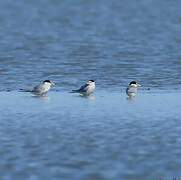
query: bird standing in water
126 81 141 97
70 80 95 96
20 80 55 96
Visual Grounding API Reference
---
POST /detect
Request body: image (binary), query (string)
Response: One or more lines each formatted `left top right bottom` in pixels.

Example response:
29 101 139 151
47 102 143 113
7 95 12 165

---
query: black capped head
88 80 95 82
43 80 55 85
129 81 141 87
43 80 51 83
129 81 137 85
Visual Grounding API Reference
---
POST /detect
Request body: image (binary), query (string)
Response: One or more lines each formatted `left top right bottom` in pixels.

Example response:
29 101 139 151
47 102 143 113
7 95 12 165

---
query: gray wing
126 87 137 95
32 84 46 93
126 87 129 95
78 83 89 92
71 83 89 93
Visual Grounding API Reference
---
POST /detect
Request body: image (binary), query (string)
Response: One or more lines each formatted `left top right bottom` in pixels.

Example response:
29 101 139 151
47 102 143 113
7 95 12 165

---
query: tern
20 80 55 96
126 81 141 97
70 80 95 96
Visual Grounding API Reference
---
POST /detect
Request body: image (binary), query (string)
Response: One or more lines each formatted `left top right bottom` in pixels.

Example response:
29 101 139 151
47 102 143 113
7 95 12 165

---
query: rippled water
0 0 181 91
1 0 181 179
0 91 181 179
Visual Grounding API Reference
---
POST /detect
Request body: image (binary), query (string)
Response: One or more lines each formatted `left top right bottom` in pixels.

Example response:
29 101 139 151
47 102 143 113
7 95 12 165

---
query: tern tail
19 89 32 92
69 90 79 93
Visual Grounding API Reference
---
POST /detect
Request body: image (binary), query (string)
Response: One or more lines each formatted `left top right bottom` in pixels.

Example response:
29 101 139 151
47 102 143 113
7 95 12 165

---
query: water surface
0 0 181 91
0 0 181 179
0 91 181 179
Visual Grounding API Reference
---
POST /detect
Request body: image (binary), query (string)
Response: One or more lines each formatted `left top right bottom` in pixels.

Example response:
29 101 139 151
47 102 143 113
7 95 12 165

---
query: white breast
85 82 95 95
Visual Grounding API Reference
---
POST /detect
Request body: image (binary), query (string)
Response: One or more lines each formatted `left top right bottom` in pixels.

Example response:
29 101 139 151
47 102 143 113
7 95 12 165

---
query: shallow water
0 91 181 179
1 0 181 179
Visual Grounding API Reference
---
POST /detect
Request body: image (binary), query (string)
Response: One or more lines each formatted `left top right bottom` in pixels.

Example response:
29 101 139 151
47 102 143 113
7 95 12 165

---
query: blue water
0 0 181 179
0 0 181 91
0 91 181 180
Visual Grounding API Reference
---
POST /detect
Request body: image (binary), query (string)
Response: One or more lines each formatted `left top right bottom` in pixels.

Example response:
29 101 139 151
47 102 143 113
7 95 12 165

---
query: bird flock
20 79 141 98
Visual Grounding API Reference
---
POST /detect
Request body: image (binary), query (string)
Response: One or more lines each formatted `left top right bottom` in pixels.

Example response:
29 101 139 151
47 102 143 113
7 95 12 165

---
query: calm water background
0 0 181 91
0 0 181 179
